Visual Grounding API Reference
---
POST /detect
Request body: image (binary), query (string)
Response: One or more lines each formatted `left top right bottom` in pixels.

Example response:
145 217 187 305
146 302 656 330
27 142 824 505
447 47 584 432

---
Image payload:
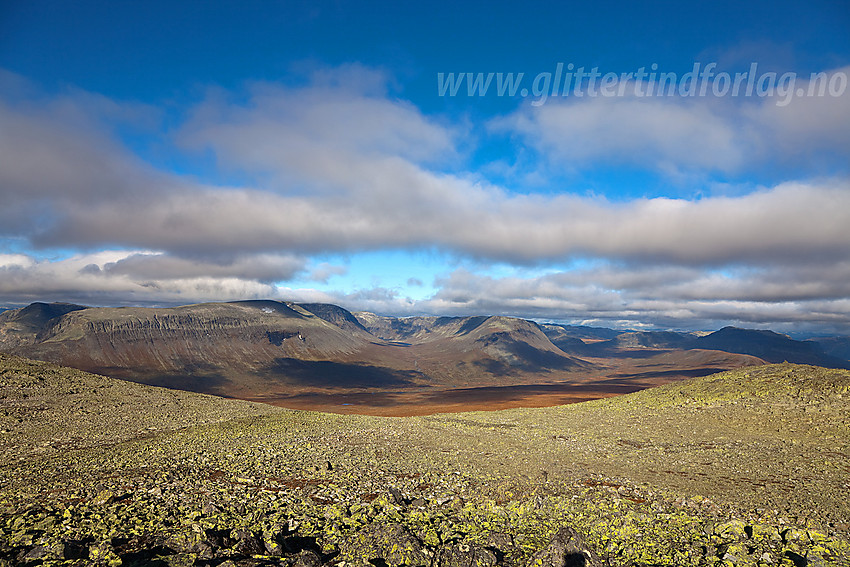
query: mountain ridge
542 322 850 368
1 300 847 415
0 301 591 411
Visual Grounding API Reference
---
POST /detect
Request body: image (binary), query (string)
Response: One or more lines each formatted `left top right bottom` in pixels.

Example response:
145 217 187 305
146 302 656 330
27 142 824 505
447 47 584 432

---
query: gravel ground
1 354 849 566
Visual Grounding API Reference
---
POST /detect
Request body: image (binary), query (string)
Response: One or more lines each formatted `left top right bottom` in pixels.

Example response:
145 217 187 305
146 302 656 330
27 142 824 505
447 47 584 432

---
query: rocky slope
0 354 281 462
1 357 849 566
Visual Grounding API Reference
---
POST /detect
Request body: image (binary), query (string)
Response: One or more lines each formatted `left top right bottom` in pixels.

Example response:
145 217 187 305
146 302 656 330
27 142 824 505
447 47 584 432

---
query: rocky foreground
1 354 849 566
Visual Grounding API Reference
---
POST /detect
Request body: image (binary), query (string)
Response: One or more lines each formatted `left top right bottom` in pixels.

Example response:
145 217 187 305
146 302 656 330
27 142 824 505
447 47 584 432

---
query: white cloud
503 96 745 174
177 76 458 187
4 67 848 269
0 254 35 269
30 173 850 267
413 263 850 333
1 66 848 332
501 66 850 177
103 252 305 282
307 262 348 283
0 251 289 306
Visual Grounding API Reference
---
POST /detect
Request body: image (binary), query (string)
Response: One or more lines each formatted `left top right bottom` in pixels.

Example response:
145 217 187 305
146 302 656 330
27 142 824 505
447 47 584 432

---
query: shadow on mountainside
265 358 424 388
99 367 234 395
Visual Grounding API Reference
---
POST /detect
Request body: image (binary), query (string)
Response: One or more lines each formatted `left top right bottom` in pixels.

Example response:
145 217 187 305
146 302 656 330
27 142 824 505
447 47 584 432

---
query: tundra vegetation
1 353 849 566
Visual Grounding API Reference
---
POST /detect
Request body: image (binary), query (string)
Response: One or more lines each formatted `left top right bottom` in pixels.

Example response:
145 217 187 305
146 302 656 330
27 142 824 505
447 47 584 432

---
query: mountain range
0 300 847 415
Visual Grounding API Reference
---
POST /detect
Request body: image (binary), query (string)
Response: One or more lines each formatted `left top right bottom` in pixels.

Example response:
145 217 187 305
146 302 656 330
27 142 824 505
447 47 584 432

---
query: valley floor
239 350 758 417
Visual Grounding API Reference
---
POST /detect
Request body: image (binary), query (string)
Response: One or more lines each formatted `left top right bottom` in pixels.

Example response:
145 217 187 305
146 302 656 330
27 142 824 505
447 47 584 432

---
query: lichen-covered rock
292 549 323 567
340 522 431 566
166 523 217 559
231 526 265 555
263 527 287 555
19 539 66 563
436 541 498 567
88 540 123 566
526 527 600 567
716 519 747 540
92 489 116 506
158 554 197 567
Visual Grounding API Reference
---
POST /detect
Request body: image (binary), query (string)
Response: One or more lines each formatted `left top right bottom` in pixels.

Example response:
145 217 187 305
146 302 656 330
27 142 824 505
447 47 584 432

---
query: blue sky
1 0 849 333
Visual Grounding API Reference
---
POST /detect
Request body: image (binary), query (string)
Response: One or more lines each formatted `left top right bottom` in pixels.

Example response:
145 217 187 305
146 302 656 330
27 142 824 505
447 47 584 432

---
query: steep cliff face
0 301 380 395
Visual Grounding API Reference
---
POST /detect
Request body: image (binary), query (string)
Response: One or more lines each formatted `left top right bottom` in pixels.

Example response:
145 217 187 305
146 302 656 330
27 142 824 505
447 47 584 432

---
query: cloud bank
1 67 849 332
